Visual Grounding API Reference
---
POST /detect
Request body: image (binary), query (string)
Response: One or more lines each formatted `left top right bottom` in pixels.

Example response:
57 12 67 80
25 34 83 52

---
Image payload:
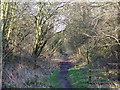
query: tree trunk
117 2 120 82
1 1 4 89
86 48 92 83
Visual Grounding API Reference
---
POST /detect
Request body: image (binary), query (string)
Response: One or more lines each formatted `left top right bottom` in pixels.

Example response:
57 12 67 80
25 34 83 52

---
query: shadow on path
58 56 74 88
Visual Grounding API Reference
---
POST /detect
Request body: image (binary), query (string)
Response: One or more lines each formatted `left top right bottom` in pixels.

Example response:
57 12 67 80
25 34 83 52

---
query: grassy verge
67 63 110 88
68 64 89 88
46 70 60 88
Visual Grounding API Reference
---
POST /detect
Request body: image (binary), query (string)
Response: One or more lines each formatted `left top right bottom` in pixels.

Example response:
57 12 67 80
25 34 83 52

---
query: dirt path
58 56 73 88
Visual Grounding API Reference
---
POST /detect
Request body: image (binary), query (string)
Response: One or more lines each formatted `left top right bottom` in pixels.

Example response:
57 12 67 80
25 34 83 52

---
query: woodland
0 1 120 88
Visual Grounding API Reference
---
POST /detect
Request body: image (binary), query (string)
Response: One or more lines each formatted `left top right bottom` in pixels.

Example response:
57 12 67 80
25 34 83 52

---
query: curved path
58 56 74 88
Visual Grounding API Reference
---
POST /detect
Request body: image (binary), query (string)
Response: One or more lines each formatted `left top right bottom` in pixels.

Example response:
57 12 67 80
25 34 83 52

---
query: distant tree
32 2 67 58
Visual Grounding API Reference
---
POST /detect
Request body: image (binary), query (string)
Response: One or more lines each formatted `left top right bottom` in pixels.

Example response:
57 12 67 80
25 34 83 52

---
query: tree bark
117 2 120 82
1 1 4 89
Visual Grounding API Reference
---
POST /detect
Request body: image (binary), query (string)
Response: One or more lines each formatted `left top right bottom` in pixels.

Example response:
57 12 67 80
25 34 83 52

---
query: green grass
23 70 60 88
3 83 16 88
68 64 110 88
44 63 109 88
21 70 60 88
24 81 47 88
68 65 89 88
46 70 60 88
